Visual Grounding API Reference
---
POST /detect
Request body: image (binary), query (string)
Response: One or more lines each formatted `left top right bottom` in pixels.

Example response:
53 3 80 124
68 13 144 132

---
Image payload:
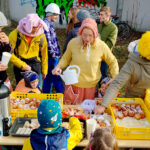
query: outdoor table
0 136 150 148
4 104 150 148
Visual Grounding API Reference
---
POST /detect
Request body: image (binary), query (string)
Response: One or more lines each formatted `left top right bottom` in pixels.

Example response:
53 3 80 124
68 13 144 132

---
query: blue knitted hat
21 71 39 88
37 99 63 134
77 10 91 22
100 77 112 85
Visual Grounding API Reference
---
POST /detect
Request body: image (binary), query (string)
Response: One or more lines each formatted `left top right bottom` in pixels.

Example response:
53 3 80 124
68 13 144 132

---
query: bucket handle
67 65 80 77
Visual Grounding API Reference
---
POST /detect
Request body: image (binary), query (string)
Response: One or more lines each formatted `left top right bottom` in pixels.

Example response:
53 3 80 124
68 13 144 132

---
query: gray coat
101 52 150 107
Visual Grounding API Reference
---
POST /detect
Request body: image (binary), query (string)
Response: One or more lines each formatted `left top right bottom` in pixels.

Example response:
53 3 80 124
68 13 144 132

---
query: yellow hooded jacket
22 117 83 150
9 29 48 75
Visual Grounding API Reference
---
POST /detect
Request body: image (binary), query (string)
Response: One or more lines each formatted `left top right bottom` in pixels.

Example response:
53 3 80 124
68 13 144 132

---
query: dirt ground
117 31 143 45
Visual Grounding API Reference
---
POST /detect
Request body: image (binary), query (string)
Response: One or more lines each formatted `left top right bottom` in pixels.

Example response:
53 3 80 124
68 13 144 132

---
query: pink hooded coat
17 14 49 37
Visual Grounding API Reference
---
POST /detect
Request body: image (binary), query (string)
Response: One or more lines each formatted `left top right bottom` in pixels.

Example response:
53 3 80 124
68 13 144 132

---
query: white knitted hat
0 11 8 26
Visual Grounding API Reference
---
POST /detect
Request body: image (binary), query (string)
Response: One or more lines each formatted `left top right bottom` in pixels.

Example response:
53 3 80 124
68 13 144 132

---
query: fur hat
138 31 150 60
37 99 63 134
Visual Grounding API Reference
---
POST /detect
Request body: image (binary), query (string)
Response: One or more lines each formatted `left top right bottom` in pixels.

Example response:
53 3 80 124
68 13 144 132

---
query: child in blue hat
15 71 41 93
98 77 112 98
22 99 83 150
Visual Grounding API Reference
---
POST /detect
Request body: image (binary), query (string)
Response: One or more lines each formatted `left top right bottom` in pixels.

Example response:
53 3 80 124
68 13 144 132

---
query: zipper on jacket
45 135 48 150
19 35 29 55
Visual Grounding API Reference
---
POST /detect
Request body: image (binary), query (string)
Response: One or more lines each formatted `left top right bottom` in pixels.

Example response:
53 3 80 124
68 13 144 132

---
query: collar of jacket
103 20 111 26
44 17 53 25
17 29 43 43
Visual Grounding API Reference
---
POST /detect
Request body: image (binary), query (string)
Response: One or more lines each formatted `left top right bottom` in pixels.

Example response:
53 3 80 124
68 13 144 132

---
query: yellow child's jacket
9 29 48 75
22 117 83 150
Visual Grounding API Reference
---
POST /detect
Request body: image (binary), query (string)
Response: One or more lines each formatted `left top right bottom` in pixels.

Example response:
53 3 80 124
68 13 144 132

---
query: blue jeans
100 61 108 82
43 58 64 93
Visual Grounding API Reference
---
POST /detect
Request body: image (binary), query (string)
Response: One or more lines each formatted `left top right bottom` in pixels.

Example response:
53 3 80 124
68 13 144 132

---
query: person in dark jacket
63 9 91 53
0 11 12 91
66 8 79 35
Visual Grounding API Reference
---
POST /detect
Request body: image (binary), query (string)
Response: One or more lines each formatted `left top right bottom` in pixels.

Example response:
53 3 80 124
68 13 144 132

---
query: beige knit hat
0 11 8 26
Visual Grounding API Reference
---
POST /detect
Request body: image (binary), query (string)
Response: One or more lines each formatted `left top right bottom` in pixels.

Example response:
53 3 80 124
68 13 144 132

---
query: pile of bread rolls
111 103 145 120
10 97 41 110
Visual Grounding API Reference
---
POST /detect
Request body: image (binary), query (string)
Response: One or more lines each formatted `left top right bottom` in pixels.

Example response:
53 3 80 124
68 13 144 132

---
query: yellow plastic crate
109 98 150 140
144 89 150 111
10 92 63 121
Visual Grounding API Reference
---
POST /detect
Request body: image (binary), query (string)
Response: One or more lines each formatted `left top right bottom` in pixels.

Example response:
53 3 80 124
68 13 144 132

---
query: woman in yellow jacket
9 14 48 88
22 99 83 150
